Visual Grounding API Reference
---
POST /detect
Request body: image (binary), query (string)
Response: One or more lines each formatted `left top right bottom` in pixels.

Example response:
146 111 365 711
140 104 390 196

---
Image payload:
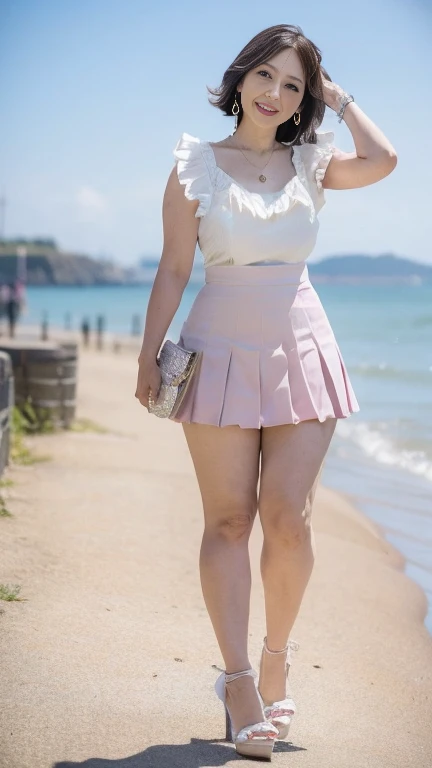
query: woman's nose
265 83 281 99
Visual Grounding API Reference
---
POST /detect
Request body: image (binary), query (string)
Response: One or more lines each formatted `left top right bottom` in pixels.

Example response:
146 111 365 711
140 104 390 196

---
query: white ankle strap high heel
259 636 300 740
214 667 279 760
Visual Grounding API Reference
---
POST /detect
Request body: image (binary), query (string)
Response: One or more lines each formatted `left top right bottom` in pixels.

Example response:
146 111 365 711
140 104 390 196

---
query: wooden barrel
0 340 78 429
0 351 14 476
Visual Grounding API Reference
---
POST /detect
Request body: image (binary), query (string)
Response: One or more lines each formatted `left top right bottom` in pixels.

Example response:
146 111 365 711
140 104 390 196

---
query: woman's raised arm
320 76 398 190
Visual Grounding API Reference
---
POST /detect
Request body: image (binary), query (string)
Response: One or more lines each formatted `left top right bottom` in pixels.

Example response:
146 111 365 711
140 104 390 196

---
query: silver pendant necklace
236 144 276 183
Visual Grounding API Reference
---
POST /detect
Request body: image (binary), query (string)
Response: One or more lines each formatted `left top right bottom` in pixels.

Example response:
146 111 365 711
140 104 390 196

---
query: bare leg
257 417 337 704
182 422 265 734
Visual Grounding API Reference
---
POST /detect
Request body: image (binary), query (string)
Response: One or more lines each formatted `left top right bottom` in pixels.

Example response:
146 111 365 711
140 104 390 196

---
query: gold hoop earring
294 111 301 126
232 92 240 132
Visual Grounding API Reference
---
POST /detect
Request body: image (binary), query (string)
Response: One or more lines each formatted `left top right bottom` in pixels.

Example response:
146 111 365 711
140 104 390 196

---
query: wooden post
131 313 141 336
41 311 49 341
96 315 105 350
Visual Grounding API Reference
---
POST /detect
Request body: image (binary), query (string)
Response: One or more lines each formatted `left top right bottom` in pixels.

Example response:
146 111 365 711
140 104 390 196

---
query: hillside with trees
1 240 430 285
0 239 127 285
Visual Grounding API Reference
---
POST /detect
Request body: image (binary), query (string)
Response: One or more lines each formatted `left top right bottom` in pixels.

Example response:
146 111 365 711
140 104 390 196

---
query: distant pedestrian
81 318 90 347
5 280 23 338
0 284 8 332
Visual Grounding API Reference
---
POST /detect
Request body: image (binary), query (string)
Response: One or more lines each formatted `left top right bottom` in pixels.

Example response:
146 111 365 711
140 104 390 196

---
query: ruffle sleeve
173 133 212 218
294 131 335 214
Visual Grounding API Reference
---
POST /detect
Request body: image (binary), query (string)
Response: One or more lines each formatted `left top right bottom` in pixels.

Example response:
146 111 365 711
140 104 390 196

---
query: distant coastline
1 239 431 286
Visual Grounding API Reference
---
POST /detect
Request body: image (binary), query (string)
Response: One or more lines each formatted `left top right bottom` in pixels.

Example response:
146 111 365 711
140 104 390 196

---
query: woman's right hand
135 355 162 411
134 163 200 411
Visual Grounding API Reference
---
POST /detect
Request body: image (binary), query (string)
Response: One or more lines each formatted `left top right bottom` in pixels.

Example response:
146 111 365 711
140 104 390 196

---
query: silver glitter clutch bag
148 340 203 419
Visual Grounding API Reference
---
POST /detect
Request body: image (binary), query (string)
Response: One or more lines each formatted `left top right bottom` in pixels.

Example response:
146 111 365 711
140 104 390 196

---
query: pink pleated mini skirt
172 262 360 429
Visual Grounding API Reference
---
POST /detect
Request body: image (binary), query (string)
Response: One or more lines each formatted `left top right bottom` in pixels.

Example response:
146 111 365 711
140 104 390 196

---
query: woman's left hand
320 70 347 113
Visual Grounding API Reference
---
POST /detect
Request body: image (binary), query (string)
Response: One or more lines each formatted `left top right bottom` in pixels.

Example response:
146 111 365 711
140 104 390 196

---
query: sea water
15 280 432 634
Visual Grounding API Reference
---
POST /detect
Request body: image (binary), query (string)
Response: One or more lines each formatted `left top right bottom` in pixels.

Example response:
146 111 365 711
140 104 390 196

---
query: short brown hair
208 24 331 145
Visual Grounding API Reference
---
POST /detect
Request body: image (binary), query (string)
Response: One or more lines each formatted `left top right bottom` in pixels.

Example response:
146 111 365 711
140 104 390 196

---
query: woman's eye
257 71 299 92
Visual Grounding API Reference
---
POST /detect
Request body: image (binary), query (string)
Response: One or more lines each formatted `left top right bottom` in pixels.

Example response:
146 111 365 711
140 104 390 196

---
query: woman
135 24 396 760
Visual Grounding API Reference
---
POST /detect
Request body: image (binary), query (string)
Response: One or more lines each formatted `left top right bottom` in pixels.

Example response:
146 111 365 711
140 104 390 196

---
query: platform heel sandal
259 637 300 740
214 667 279 760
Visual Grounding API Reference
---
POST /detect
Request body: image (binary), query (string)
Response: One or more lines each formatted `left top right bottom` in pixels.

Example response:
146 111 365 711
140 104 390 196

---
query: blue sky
0 0 431 266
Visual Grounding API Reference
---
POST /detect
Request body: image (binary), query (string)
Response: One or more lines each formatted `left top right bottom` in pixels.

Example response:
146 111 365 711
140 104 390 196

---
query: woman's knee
259 490 314 548
204 497 256 542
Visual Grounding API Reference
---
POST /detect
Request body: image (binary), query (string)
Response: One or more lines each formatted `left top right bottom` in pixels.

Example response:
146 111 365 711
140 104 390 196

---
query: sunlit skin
235 48 305 154
207 49 309 194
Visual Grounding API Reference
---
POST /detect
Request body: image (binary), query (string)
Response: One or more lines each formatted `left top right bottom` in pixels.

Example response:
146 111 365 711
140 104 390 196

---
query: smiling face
237 47 305 129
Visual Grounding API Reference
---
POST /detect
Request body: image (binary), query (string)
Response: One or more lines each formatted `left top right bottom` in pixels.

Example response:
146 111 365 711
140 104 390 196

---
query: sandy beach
1 334 431 768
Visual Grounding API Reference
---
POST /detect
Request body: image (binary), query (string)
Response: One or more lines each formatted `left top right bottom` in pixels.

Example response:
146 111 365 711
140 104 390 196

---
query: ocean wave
337 421 432 483
350 363 432 385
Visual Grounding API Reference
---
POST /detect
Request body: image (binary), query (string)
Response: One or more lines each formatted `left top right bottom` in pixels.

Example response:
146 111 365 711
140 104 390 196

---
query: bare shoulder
208 137 237 158
208 137 233 148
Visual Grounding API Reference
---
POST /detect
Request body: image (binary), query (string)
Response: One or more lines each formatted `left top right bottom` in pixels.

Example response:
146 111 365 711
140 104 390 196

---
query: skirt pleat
220 346 261 428
173 263 360 428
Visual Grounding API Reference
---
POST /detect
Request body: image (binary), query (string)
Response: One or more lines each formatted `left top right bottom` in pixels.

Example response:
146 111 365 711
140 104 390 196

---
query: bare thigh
182 423 261 529
258 418 338 530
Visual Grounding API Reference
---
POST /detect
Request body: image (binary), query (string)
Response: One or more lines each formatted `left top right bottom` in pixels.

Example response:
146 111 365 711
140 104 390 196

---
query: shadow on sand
54 737 306 767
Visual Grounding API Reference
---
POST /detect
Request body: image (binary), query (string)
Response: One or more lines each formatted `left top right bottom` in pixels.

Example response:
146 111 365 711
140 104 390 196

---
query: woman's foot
225 671 266 736
258 636 299 739
214 667 279 759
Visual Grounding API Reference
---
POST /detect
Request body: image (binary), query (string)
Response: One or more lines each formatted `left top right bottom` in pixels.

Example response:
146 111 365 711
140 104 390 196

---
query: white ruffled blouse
173 131 335 268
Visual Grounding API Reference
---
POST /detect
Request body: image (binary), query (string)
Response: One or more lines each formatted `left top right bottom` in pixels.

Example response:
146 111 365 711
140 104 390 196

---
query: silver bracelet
337 93 355 123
